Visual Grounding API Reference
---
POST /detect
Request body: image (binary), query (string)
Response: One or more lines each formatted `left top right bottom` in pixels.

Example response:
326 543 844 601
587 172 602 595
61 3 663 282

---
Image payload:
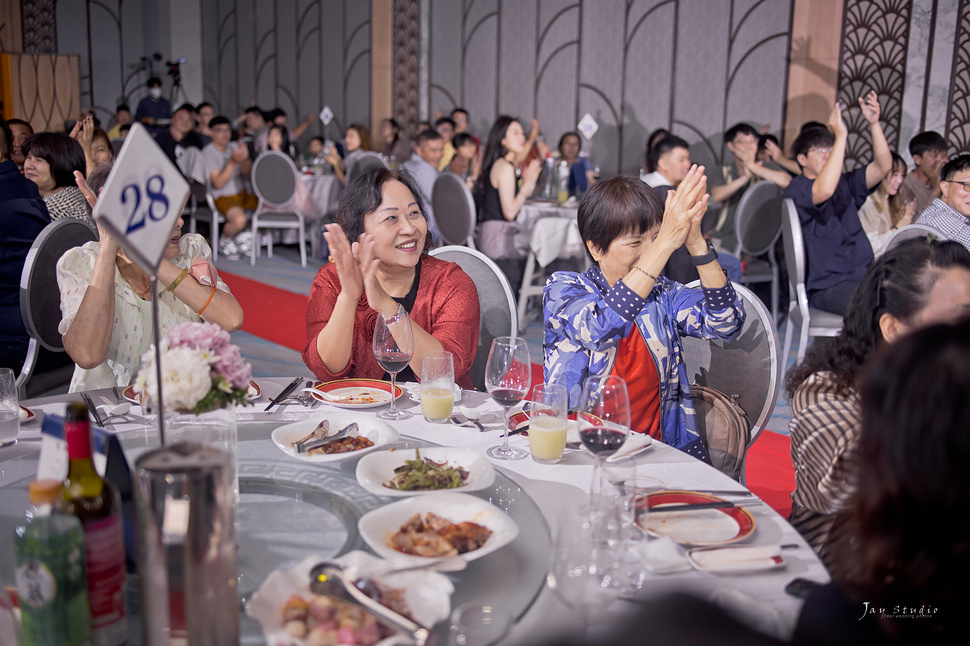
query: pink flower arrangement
135 321 253 414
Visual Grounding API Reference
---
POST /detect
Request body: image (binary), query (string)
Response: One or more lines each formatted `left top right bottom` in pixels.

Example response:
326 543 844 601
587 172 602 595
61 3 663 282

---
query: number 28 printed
122 175 170 234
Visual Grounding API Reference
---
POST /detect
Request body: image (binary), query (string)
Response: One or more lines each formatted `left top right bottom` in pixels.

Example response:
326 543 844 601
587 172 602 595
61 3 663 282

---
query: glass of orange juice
528 383 568 464
420 351 455 423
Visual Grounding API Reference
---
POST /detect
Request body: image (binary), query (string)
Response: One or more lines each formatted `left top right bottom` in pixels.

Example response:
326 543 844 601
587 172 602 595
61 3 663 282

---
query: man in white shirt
916 154 970 251
400 129 444 241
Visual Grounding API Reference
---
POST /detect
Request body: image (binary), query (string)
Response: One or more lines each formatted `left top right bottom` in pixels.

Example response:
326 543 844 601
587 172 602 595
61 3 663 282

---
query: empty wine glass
373 305 413 420
484 336 531 460
578 375 630 503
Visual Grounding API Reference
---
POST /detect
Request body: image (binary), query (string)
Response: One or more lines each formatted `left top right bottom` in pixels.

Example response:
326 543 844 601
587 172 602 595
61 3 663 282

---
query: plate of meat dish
358 492 519 564
271 412 400 463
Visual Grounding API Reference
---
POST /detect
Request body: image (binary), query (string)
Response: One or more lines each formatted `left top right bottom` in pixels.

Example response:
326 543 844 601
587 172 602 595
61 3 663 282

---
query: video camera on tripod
166 58 186 85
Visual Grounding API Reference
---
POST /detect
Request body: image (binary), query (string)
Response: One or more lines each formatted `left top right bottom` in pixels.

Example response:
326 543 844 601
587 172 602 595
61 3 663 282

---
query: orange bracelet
196 285 217 316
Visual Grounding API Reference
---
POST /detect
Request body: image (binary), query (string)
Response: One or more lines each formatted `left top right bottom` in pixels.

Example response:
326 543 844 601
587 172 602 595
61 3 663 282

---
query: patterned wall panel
392 0 421 142
836 0 911 171
427 0 793 177
21 0 56 54
2 53 81 130
946 0 970 156
200 0 371 143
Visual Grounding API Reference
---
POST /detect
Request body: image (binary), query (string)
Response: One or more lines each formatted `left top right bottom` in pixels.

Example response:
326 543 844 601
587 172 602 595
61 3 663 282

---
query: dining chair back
780 197 843 363
249 151 310 267
431 172 476 247
734 181 784 321
346 152 388 186
17 218 98 397
429 246 518 391
883 222 943 251
683 280 780 484
184 180 227 263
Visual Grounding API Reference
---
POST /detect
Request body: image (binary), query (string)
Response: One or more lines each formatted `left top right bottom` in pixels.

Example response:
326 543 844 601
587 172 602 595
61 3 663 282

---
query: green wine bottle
62 402 127 646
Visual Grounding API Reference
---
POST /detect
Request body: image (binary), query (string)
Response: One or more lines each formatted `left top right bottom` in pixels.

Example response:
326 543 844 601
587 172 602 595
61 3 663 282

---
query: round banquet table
1 377 829 643
303 172 343 215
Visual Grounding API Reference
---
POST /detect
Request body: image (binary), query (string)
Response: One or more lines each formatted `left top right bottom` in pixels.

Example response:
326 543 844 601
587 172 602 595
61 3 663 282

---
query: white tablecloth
303 173 343 214
516 201 584 268
9 377 828 643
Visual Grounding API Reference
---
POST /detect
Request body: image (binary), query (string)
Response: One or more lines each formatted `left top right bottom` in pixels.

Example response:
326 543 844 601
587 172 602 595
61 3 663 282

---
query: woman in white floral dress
56 166 244 392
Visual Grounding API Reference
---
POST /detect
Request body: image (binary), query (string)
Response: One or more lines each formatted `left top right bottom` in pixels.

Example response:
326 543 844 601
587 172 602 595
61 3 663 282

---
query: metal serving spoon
451 413 487 432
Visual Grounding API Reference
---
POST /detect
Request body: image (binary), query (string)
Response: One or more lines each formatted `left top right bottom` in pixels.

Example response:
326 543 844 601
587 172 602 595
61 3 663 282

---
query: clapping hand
230 143 249 164
323 223 364 303
828 102 847 138
353 233 397 317
521 158 542 196
657 165 709 250
858 91 881 125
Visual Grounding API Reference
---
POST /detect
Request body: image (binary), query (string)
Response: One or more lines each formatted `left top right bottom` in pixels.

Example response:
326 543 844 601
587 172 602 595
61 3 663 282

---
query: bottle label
83 512 126 628
16 557 56 608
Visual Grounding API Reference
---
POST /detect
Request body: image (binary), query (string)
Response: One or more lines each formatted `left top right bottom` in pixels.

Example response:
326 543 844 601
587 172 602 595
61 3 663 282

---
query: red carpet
220 271 308 351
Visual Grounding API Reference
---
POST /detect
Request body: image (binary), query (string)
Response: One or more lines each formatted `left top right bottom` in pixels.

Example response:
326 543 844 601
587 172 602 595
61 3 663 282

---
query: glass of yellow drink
528 383 568 464
420 351 455 423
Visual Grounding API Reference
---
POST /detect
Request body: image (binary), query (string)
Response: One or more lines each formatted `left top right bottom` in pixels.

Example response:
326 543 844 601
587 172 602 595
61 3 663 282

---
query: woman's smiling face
362 180 427 268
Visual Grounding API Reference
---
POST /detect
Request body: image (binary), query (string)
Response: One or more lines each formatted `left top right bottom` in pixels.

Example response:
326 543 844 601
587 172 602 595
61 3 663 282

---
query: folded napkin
688 545 781 572
641 536 691 574
605 433 653 463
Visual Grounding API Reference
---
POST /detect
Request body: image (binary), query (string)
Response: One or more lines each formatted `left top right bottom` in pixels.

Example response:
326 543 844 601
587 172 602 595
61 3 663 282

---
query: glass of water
0 368 20 447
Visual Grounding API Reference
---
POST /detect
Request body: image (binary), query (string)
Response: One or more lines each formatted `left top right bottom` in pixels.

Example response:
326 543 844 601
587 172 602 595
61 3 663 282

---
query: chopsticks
648 500 738 512
81 392 105 427
264 377 303 411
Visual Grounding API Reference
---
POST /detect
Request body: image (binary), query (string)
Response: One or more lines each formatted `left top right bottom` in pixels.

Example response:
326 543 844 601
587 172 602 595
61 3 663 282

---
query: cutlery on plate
81 393 106 427
98 396 131 417
353 556 467 598
295 422 358 454
299 380 314 406
647 500 740 512
264 376 302 411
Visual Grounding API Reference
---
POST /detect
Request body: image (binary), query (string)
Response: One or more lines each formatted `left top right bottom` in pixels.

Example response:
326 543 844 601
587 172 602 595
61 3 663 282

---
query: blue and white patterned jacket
542 266 745 461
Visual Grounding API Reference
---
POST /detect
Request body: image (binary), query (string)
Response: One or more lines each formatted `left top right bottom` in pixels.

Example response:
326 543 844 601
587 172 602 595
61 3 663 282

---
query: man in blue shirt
782 92 892 315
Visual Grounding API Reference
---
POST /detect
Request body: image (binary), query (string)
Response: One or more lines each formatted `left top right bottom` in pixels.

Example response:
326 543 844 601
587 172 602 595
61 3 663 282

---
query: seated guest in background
57 163 243 392
511 117 551 172
69 115 113 174
6 118 33 169
451 107 473 137
898 130 947 218
785 239 970 565
134 76 171 134
434 116 456 170
858 152 914 256
641 134 690 189
916 154 970 250
795 320 970 645
268 107 315 143
544 171 744 459
400 129 444 241
325 123 372 186
474 116 542 291
201 116 256 259
708 123 792 253
378 118 411 164
558 131 595 196
448 132 481 189
238 105 268 143
642 128 670 177
195 101 215 138
154 103 206 167
106 104 130 140
757 133 801 176
0 119 51 373
416 120 433 135
303 167 479 387
22 132 93 228
783 92 892 315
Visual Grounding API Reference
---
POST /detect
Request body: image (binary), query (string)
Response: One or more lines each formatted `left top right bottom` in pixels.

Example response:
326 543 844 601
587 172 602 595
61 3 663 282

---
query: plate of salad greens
355 447 495 498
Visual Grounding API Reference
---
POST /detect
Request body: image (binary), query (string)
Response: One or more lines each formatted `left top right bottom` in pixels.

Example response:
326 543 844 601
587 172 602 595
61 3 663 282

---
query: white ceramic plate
247 551 454 645
270 413 400 463
355 447 495 498
311 379 405 409
19 405 36 423
358 492 519 564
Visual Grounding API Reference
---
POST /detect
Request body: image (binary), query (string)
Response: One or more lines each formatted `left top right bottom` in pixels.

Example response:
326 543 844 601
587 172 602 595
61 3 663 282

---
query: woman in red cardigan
303 167 480 387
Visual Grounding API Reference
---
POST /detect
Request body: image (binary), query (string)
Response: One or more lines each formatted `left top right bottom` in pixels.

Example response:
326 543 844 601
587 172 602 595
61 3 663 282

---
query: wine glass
373 305 413 420
484 336 531 460
578 375 630 503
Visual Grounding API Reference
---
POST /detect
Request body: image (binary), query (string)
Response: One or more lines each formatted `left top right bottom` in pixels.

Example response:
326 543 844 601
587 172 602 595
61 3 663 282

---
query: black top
383 260 422 383
479 161 517 223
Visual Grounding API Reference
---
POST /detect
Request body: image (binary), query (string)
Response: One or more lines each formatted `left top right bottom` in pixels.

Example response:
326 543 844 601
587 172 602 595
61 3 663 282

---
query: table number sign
577 113 599 140
92 122 190 275
320 106 334 126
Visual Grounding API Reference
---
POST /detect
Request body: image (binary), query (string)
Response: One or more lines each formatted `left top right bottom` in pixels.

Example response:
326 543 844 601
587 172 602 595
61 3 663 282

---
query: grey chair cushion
432 173 475 245
346 153 388 186
736 181 783 255
252 152 297 205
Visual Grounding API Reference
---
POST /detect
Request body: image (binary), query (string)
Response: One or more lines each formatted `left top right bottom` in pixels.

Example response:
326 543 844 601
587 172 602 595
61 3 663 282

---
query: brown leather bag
690 385 750 481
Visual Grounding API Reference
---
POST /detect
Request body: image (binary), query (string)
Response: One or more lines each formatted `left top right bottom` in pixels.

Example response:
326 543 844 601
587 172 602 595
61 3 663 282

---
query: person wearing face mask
134 77 172 135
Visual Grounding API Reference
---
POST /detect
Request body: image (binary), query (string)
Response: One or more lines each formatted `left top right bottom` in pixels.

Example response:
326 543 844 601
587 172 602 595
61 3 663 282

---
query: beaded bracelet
631 265 659 282
166 268 189 292
196 285 217 316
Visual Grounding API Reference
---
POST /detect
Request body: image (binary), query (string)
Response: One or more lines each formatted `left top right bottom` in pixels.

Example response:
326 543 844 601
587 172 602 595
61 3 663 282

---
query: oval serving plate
123 380 261 403
635 490 756 546
356 447 495 498
20 405 36 423
270 412 399 463
312 378 405 409
358 492 519 564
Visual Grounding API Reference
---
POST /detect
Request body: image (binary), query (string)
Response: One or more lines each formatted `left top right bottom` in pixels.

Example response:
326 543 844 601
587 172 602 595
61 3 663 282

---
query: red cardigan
302 255 480 388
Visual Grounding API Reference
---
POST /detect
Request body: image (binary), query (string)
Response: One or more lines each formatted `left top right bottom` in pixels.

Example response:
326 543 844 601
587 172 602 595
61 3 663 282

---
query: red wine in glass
376 351 411 374
489 388 526 408
580 427 626 456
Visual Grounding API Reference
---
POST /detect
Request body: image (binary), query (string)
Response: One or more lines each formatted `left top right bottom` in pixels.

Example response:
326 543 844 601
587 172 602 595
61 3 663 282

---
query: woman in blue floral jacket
543 170 744 460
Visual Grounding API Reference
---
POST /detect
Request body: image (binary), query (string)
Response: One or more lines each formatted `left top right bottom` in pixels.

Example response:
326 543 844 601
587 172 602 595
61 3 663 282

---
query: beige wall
371 0 393 137
0 53 81 131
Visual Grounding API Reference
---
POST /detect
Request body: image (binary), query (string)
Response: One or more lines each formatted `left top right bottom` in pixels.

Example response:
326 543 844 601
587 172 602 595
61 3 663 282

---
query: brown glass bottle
62 401 127 646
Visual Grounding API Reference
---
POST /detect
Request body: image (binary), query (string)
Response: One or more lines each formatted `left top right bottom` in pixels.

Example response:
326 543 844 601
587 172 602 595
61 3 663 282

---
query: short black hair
115 104 130 113
267 107 285 121
790 125 835 164
577 175 664 263
799 121 826 133
147 76 162 88
336 167 433 252
941 154 970 182
196 102 213 111
724 123 758 145
310 136 325 145
758 133 779 152
451 107 468 118
208 116 232 129
558 131 582 153
245 106 264 116
650 134 689 166
435 117 456 130
453 133 475 149
174 103 195 115
119 124 131 133
909 131 946 158
21 132 87 188
414 128 442 146
6 118 33 133
0 119 12 159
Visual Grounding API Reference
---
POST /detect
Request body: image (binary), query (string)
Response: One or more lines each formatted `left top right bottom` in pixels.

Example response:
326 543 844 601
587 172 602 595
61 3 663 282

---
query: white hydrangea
135 346 212 413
